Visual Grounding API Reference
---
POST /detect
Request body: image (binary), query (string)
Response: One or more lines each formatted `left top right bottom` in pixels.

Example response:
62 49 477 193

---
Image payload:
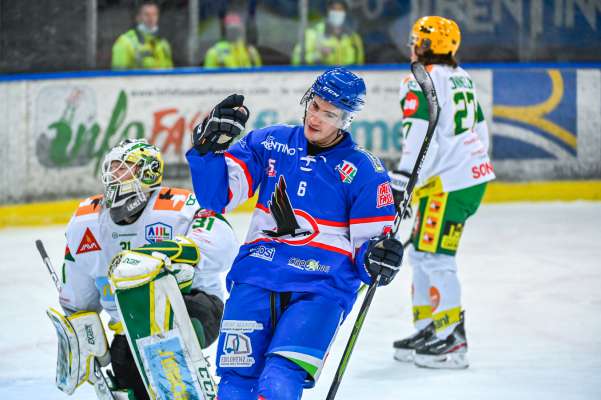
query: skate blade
413 352 469 369
393 348 414 363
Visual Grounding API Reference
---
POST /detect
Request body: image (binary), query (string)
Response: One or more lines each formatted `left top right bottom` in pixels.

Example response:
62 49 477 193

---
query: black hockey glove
364 235 404 286
193 94 250 155
388 169 412 220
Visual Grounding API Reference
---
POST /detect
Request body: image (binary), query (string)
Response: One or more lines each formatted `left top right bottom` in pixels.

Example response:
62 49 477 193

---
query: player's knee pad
217 370 258 400
258 355 306 400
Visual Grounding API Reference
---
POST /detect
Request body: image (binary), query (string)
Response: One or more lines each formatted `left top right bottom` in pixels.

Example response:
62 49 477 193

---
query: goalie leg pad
46 308 110 394
114 272 217 400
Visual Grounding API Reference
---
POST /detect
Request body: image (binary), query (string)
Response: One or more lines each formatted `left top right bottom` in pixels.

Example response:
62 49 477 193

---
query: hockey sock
258 355 306 400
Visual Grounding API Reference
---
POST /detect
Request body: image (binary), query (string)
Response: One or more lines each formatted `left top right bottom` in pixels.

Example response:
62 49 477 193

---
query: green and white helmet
101 139 164 223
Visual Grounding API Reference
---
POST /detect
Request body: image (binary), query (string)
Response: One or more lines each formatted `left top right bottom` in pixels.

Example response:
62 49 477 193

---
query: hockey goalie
46 139 238 399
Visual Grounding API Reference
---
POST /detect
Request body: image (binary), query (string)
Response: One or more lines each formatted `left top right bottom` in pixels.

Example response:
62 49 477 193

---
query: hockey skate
413 313 469 369
392 322 435 362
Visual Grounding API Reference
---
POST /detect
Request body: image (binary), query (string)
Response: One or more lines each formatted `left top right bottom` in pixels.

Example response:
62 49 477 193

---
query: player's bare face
138 5 159 30
304 97 342 146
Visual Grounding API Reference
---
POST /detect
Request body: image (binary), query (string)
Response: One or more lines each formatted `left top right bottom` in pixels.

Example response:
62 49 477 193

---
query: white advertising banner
0 67 599 203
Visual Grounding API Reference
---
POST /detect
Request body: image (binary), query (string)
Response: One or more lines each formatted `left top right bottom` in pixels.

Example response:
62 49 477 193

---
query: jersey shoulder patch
75 227 102 254
74 195 103 217
152 187 195 212
353 146 386 174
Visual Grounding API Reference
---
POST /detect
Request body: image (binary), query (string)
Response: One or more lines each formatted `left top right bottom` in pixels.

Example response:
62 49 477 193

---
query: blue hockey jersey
186 124 396 314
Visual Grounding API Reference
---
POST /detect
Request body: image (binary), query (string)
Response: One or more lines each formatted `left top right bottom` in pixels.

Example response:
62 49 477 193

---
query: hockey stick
325 62 440 400
35 239 118 400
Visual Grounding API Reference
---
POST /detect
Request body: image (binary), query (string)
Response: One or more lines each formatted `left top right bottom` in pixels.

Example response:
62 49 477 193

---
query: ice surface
1 202 600 399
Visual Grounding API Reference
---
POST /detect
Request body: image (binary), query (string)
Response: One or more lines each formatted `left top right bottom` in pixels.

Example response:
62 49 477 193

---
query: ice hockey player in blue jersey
186 67 405 399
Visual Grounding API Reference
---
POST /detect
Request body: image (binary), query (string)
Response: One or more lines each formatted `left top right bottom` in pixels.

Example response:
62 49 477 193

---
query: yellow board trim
2 182 601 229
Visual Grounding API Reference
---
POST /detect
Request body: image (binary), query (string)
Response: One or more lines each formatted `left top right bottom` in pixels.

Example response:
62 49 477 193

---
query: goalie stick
36 239 118 400
326 62 440 399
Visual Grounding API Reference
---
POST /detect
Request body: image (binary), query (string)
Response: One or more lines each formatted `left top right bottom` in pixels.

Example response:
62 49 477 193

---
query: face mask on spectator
226 26 244 42
137 23 158 36
328 10 346 27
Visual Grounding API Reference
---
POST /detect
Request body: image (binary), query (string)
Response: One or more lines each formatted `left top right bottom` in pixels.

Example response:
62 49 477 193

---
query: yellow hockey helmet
409 16 461 56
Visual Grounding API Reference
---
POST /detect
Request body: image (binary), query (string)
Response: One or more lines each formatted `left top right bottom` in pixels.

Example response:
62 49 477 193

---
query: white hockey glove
193 94 250 155
46 309 110 395
388 169 412 220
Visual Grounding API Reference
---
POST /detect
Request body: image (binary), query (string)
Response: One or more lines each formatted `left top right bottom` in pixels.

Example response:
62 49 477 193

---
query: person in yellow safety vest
204 12 262 69
292 0 364 66
111 1 173 70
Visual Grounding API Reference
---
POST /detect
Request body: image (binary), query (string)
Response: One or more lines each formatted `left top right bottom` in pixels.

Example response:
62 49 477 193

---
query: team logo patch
262 176 319 246
220 320 264 368
249 245 276 261
403 91 419 117
145 222 173 243
336 160 357 183
76 227 101 254
287 257 331 273
441 221 464 251
376 182 394 208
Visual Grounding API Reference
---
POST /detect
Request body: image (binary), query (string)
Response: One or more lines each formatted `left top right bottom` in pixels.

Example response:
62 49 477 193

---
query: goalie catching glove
193 94 250 155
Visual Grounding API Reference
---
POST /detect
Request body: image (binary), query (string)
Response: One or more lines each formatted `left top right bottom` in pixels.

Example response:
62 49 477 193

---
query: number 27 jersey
398 64 495 192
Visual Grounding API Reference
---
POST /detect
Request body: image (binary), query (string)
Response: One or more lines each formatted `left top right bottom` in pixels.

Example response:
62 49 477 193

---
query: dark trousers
109 289 224 400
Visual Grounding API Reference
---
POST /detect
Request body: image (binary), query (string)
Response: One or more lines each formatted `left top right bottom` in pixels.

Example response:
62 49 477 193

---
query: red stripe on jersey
256 203 269 213
307 241 352 258
225 152 253 198
315 218 348 227
350 215 396 224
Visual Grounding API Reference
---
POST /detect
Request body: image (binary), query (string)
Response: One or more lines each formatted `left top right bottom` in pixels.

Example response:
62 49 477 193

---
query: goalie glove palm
193 93 250 155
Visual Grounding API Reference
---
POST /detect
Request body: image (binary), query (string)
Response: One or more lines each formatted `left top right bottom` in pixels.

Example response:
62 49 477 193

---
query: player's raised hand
193 94 250 155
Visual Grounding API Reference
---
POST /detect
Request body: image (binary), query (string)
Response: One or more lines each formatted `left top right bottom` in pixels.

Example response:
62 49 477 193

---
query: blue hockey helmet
301 67 366 129
310 67 366 112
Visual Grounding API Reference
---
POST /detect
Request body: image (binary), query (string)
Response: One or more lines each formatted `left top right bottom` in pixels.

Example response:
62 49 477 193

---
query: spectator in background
204 12 262 68
111 1 173 69
292 0 364 66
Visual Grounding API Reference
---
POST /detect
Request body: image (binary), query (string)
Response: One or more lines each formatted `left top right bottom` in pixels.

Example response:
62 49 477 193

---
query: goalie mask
101 139 164 223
